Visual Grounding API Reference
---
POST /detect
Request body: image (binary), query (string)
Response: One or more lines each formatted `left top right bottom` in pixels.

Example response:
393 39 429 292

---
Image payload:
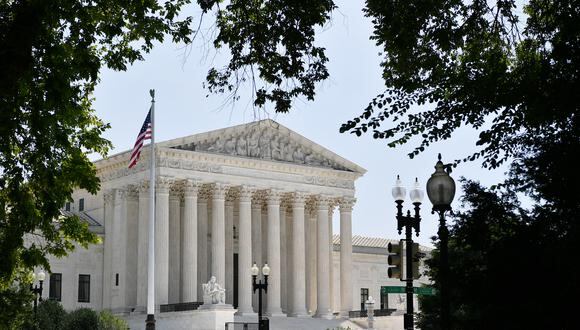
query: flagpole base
145 314 155 330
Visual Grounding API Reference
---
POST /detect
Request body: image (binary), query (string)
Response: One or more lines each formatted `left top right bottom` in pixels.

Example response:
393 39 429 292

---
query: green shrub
36 300 67 330
62 308 99 330
98 310 128 330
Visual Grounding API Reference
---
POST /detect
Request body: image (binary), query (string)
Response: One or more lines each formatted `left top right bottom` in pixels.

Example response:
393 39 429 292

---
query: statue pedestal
196 305 236 329
198 303 234 311
123 307 236 330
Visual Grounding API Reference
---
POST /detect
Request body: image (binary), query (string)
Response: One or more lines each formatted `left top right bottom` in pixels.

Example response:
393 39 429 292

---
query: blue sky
93 0 509 246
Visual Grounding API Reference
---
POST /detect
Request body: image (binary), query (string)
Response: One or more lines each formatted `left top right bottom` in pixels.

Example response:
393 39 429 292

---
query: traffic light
387 240 403 279
412 243 426 279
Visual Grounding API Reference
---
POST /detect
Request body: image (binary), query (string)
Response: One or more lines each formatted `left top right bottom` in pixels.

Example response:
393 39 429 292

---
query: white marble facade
48 119 371 318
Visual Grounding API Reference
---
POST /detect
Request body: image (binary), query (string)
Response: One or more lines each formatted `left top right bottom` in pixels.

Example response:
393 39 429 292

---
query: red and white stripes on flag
128 108 152 168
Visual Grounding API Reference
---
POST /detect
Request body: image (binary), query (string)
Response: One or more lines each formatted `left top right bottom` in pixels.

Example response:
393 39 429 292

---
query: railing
348 308 396 318
225 322 260 330
159 301 203 313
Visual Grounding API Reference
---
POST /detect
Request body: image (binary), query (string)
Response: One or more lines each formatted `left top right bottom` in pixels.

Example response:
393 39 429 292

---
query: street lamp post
30 270 45 327
251 262 270 330
426 154 456 330
392 176 424 330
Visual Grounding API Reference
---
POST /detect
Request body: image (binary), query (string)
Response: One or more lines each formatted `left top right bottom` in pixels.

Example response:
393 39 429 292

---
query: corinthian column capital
138 180 149 194
315 194 331 210
265 189 283 206
156 176 173 194
291 192 307 208
239 186 255 202
339 196 356 212
103 190 115 204
114 188 126 202
126 185 139 200
183 179 199 198
211 183 229 200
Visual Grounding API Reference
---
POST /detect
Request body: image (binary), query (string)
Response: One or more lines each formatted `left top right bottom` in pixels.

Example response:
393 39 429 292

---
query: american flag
128 108 152 168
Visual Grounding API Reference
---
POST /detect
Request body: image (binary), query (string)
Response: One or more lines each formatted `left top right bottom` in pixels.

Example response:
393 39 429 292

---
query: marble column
251 196 262 312
285 203 294 315
135 182 149 311
197 196 209 300
225 197 234 304
111 189 127 311
102 191 114 309
155 177 171 306
211 184 228 288
266 190 284 316
168 191 181 303
181 180 198 302
291 193 309 317
305 204 317 315
328 205 335 313
125 188 139 308
315 196 332 319
339 197 355 315
237 187 255 315
280 204 287 313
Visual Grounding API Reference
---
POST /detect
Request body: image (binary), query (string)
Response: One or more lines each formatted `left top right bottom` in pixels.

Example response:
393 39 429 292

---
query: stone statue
259 129 272 158
236 135 247 156
283 141 295 162
304 152 322 166
248 129 260 157
208 137 225 153
224 137 236 155
271 135 282 160
292 146 305 163
202 276 226 305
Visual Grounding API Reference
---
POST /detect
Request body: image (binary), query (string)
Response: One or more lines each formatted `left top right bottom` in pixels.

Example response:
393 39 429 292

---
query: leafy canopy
0 0 194 300
418 177 580 330
341 0 579 169
202 0 336 113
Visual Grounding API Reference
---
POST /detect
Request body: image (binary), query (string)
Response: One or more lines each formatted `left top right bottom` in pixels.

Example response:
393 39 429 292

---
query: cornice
96 147 358 190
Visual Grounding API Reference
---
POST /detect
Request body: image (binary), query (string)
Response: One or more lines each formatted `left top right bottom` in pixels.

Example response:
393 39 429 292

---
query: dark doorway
233 253 238 308
380 286 389 310
361 288 369 310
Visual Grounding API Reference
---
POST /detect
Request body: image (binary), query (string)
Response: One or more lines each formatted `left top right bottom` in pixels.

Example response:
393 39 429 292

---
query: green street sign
381 286 436 296
382 286 406 294
414 287 436 296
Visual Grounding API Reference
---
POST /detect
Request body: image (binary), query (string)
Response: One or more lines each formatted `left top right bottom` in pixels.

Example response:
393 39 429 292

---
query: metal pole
404 226 414 330
33 289 38 314
438 212 450 330
258 281 263 330
146 90 156 330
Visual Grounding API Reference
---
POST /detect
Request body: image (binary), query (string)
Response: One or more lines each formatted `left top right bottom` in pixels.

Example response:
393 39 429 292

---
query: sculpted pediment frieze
172 124 351 171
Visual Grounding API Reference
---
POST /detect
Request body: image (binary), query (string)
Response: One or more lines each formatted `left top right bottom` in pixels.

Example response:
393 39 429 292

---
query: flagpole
146 89 156 330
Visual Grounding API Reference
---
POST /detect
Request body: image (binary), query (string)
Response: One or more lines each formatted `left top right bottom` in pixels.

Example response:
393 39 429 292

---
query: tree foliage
201 0 336 113
62 308 100 330
0 0 195 319
98 310 129 330
341 0 579 169
418 174 580 329
30 299 67 330
0 280 33 330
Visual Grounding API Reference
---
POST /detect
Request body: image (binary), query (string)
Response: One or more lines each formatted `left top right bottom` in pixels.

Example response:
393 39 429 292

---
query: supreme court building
44 119 429 320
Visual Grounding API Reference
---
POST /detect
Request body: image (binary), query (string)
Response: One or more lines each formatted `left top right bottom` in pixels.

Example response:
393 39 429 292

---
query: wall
43 241 104 311
332 246 431 313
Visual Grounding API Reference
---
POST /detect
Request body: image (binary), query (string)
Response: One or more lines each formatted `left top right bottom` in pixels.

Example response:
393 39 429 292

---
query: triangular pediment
158 119 366 174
